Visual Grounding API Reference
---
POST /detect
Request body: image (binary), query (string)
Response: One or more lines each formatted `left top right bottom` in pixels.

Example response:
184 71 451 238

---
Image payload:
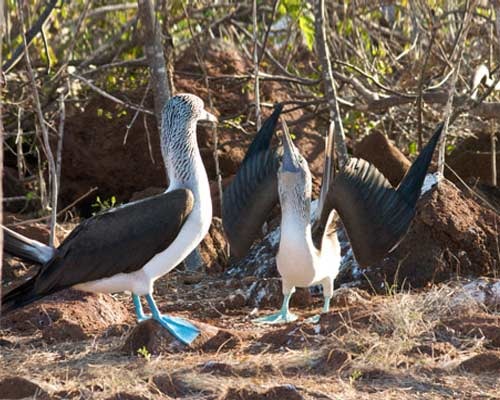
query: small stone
223 289 247 309
153 373 193 397
459 352 500 373
122 318 235 355
0 377 49 399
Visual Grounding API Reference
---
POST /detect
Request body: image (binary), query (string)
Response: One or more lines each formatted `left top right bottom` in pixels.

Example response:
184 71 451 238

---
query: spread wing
222 105 282 258
13 189 194 297
318 123 443 267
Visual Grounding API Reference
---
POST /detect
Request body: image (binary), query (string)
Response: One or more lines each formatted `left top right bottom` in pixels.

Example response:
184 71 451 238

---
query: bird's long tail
1 278 42 314
3 226 56 265
396 123 443 207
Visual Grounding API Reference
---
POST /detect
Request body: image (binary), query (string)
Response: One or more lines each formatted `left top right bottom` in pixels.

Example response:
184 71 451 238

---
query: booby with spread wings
223 106 442 323
2 94 216 344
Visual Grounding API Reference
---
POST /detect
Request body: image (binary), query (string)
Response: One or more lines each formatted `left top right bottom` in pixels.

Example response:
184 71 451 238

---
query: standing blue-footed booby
2 94 216 344
223 106 443 323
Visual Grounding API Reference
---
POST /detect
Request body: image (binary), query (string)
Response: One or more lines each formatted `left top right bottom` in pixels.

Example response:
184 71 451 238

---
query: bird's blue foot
253 310 298 324
305 314 321 324
154 314 200 345
132 294 200 345
305 296 331 324
252 293 297 324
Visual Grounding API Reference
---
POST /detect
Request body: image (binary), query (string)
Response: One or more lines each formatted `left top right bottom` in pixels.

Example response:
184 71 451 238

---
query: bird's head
162 94 217 127
278 120 312 215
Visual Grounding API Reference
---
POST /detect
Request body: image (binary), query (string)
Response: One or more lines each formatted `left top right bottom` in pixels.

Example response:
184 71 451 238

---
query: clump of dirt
447 131 499 186
105 393 149 400
199 217 228 273
458 352 500 374
122 318 240 355
1 289 131 342
153 373 204 398
354 130 411 186
357 179 499 290
0 376 49 400
438 314 500 348
222 385 304 400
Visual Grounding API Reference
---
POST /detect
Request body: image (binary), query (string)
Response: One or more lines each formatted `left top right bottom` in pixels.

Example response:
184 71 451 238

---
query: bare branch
137 0 171 127
315 0 348 168
19 2 58 246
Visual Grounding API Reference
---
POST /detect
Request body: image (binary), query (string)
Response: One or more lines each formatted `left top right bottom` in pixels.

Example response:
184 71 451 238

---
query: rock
1 289 130 341
311 349 350 374
439 314 500 348
200 361 237 376
104 393 149 400
355 131 411 186
152 373 196 398
223 289 248 310
405 342 457 357
451 279 500 310
330 287 371 308
106 392 149 400
122 318 240 355
222 385 304 400
0 377 49 399
447 131 499 186
199 217 228 273
458 352 500 373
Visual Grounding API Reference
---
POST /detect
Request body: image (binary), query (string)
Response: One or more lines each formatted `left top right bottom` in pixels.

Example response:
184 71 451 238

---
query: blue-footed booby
223 107 443 323
2 94 216 344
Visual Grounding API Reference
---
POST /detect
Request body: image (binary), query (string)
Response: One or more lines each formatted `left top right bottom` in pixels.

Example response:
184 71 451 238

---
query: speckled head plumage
278 121 312 220
161 94 217 132
160 94 217 184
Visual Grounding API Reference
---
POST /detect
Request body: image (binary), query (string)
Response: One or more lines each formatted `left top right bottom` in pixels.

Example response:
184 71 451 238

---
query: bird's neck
279 195 316 255
161 120 210 202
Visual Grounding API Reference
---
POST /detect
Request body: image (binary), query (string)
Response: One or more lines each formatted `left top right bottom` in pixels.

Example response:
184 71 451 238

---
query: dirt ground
1 258 500 399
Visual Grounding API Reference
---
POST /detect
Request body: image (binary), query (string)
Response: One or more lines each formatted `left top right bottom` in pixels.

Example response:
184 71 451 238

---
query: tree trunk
137 0 172 126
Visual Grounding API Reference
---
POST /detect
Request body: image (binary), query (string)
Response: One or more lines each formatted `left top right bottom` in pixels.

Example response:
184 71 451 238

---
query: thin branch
137 0 171 128
3 0 58 73
252 0 261 130
437 0 476 177
87 3 138 19
7 187 99 227
315 0 348 168
19 2 58 247
69 72 154 115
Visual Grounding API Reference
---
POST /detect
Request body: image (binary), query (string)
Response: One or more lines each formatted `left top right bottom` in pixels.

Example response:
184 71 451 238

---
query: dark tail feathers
3 226 56 265
2 278 41 314
397 123 443 207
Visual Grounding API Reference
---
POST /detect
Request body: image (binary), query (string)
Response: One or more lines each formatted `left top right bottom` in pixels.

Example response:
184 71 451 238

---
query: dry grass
1 279 500 399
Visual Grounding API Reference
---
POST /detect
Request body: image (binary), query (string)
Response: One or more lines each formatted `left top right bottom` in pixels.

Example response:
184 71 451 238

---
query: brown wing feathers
324 124 443 267
222 105 283 258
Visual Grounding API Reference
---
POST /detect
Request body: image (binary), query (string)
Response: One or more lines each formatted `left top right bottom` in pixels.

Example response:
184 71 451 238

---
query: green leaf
298 12 315 51
408 141 417 155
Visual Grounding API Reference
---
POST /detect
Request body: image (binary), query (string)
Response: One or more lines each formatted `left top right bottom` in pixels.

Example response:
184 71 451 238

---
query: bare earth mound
1 289 131 342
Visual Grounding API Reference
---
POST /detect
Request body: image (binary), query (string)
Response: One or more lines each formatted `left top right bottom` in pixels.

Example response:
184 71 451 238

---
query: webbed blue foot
305 295 331 324
252 293 298 324
155 314 199 345
253 310 298 324
132 294 200 345
305 314 320 324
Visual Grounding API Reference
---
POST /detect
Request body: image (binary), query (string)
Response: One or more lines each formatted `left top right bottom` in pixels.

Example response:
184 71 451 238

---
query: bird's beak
281 120 300 172
200 109 218 123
